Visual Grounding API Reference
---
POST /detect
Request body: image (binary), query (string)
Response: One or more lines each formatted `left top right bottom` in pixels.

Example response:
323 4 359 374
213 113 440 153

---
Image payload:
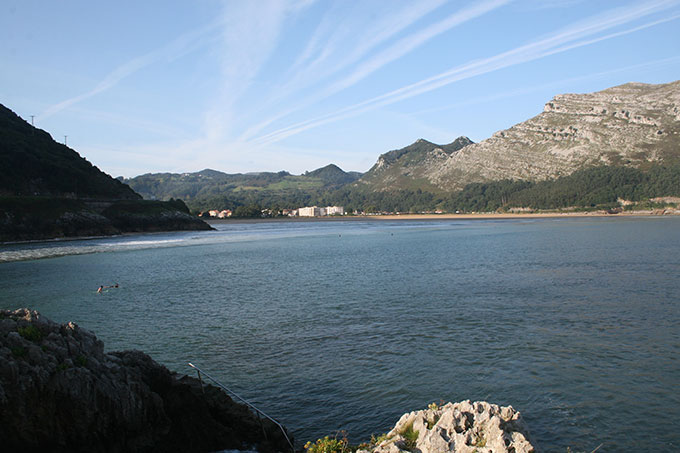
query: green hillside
121 165 362 212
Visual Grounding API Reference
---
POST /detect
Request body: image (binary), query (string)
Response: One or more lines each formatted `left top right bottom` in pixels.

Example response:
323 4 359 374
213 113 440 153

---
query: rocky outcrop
359 80 680 193
358 137 474 192
359 401 536 453
431 80 680 190
0 309 291 452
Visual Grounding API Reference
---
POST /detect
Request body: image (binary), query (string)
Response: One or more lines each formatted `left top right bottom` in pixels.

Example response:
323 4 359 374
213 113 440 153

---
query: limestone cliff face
0 309 291 453
361 80 680 192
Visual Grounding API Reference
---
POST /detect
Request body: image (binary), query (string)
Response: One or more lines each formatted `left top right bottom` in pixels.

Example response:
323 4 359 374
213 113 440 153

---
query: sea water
1 217 678 451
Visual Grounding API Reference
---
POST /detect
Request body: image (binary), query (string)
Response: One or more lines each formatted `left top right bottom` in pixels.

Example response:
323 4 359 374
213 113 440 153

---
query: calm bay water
1 217 679 451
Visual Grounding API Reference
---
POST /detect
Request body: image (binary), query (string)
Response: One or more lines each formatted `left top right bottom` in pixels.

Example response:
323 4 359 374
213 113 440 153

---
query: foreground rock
359 401 536 453
0 309 291 452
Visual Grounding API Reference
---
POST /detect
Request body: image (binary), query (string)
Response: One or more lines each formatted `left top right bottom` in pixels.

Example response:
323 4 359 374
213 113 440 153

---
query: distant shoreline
206 209 677 224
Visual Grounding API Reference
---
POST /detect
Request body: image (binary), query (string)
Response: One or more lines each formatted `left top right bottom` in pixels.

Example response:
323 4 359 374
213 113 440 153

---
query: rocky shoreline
0 309 290 452
355 401 536 453
0 309 538 452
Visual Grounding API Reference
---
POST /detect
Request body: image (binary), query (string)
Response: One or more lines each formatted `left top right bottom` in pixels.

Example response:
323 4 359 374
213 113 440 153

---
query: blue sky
2 0 679 177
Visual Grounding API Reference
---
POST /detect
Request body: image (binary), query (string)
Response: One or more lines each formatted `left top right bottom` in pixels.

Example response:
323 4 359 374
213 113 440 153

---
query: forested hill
0 104 138 200
120 165 362 212
0 104 211 241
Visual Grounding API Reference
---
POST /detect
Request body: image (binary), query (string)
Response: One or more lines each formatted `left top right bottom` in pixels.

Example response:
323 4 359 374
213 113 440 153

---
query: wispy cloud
323 0 512 97
236 0 452 141
37 20 224 122
409 55 680 116
201 0 316 142
238 0 511 141
250 0 680 146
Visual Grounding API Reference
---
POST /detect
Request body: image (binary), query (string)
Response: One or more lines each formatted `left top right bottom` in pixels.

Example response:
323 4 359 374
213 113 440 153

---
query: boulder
360 401 537 453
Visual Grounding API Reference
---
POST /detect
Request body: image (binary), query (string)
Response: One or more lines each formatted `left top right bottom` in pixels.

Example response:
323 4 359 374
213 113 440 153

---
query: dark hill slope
0 104 210 241
0 104 138 199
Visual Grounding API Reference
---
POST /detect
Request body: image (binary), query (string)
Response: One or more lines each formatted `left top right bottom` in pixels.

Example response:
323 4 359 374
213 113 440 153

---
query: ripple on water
1 218 679 450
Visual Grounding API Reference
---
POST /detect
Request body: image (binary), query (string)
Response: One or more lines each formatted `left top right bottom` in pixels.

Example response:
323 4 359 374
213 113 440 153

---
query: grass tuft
18 324 43 342
399 421 419 451
11 346 27 358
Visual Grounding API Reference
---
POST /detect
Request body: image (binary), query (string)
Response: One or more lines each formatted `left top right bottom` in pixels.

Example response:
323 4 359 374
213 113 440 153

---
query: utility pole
30 115 34 126
64 135 68 146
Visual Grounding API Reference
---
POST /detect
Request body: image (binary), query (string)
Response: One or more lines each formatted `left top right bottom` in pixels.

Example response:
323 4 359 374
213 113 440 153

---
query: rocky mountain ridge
355 137 474 192
389 80 680 192
119 80 680 210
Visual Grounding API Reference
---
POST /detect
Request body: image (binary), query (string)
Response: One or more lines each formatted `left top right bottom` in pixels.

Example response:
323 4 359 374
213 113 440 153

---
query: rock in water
0 308 292 452
361 401 537 453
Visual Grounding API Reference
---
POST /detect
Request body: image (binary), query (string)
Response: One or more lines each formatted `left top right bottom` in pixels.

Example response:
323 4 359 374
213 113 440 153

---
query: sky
2 0 680 177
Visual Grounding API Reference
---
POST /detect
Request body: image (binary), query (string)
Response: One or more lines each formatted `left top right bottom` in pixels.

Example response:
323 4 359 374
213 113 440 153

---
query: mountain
306 163 362 186
355 137 474 192
0 104 139 199
0 104 210 241
122 164 362 211
357 80 680 193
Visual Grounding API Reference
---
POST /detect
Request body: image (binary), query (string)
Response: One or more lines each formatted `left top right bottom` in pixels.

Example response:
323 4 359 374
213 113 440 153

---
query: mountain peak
308 163 344 175
307 163 361 186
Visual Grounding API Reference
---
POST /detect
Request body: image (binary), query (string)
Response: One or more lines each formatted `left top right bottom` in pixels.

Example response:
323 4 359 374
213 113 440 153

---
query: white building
298 206 322 217
297 205 345 217
325 206 345 216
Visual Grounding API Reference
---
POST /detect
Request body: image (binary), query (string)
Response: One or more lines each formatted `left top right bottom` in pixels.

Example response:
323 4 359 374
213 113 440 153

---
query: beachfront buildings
297 206 345 217
325 206 345 216
298 206 321 217
205 209 232 218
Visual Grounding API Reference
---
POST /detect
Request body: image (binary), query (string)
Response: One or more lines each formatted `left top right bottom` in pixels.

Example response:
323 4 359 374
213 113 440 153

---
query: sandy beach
205 209 678 225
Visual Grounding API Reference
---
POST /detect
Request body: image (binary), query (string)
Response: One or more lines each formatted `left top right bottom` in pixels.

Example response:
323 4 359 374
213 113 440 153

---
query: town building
325 206 345 216
297 206 344 217
298 206 322 217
